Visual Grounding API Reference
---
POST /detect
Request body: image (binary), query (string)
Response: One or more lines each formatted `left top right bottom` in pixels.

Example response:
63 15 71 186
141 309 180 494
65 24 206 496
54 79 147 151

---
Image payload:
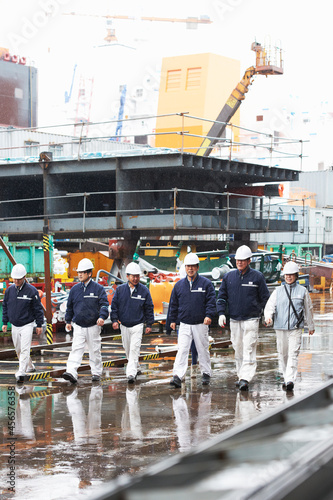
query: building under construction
0 48 37 128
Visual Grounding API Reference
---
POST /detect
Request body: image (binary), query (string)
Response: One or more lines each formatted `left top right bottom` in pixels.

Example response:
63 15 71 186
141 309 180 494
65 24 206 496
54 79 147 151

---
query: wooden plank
0 334 123 360
26 339 231 381
0 332 171 360
0 339 231 381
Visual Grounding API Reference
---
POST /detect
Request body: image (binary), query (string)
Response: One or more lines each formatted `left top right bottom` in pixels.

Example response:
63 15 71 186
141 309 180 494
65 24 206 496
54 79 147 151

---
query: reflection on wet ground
1 292 333 499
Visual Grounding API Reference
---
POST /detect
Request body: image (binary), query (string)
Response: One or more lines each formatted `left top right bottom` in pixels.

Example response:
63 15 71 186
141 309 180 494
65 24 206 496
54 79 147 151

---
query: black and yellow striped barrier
141 352 160 361
26 389 54 399
28 371 52 381
103 335 122 342
43 234 51 252
46 322 53 345
102 358 125 368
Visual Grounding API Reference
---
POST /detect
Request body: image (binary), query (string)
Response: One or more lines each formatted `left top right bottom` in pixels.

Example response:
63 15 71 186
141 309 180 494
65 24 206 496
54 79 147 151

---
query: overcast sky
1 0 332 169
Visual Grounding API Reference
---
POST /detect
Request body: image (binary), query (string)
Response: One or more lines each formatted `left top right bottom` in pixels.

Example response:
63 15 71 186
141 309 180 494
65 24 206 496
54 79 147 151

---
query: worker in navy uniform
166 263 199 379
217 245 270 391
111 262 154 384
168 253 216 388
2 263 44 383
62 258 109 384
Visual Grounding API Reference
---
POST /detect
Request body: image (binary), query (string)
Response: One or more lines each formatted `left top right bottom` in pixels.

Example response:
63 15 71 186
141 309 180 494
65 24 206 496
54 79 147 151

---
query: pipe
227 184 284 198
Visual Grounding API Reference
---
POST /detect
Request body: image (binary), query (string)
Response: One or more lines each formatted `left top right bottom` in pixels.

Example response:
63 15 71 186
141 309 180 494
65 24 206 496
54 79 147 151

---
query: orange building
155 53 241 153
288 187 316 208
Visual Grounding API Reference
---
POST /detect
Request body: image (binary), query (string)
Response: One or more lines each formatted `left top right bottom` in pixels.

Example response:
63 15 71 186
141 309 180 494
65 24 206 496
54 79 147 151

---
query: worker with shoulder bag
264 261 315 392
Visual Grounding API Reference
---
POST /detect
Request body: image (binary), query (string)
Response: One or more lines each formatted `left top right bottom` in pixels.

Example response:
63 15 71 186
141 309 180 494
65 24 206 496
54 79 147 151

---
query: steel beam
0 215 297 238
0 152 299 238
0 152 299 182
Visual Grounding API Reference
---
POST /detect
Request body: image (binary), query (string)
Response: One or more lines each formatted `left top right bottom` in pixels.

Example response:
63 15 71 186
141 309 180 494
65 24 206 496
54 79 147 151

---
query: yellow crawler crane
197 41 283 157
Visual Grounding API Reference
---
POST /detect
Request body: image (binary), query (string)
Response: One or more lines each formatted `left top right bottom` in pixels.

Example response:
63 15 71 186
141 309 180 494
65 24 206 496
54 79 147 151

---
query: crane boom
63 12 212 25
196 42 283 158
197 66 256 157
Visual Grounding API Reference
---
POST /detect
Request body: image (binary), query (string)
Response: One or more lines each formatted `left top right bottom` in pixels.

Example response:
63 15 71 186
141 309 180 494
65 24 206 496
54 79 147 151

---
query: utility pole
40 152 53 345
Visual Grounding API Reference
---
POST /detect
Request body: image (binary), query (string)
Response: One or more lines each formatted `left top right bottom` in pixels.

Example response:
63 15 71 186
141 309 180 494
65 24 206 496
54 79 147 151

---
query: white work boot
190 364 198 378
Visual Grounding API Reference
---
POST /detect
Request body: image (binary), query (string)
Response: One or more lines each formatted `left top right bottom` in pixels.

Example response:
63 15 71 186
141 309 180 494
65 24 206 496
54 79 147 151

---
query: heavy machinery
197 41 283 157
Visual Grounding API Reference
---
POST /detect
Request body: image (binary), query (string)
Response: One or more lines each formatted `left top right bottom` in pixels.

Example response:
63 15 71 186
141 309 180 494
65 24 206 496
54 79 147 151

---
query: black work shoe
92 375 101 382
62 372 78 384
202 373 211 385
16 375 25 384
239 379 249 391
127 375 136 384
286 381 294 391
235 380 240 388
170 375 182 388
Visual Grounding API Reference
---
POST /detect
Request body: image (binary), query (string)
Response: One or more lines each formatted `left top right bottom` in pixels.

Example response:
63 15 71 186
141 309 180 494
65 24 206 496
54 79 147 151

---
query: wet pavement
1 291 333 500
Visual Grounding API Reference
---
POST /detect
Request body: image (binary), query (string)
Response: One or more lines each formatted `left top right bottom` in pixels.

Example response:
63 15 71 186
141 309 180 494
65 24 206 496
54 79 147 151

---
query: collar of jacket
128 282 138 293
186 273 199 285
237 266 251 277
81 278 92 290
16 281 26 293
284 281 297 290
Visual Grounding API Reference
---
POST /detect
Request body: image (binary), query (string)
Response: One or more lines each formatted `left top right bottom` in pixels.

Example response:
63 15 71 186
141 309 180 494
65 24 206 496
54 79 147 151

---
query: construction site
1 5 333 499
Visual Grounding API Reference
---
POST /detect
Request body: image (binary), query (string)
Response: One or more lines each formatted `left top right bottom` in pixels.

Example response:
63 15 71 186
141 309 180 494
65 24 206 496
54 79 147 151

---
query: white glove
218 315 226 327
265 317 273 326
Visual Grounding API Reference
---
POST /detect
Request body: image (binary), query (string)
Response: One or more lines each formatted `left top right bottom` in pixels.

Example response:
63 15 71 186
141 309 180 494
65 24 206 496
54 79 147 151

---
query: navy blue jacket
168 274 216 325
111 282 154 328
217 267 270 320
2 282 44 327
65 280 109 328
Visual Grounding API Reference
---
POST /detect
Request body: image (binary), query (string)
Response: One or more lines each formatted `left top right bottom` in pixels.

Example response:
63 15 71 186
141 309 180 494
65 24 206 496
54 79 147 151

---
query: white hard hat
126 262 141 275
184 253 200 265
282 261 299 275
77 258 94 272
235 245 252 260
11 264 27 279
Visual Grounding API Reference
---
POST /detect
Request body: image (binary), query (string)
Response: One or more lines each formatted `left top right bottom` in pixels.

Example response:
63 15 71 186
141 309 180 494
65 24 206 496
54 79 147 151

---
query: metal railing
0 112 306 170
0 187 300 233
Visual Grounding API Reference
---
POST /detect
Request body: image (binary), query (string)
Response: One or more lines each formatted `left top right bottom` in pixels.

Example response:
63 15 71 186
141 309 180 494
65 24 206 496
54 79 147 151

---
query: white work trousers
173 323 211 380
172 391 212 453
66 323 102 379
230 318 260 382
120 324 143 378
12 322 35 377
121 387 143 441
66 385 103 444
276 329 302 383
15 398 36 441
172 396 191 452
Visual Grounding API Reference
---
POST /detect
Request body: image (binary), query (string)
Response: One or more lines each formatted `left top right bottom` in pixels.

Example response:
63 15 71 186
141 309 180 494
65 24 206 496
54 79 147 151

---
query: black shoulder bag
284 285 304 328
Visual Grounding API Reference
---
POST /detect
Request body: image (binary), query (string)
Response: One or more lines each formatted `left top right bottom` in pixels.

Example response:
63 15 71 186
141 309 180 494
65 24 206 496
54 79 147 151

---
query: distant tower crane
74 75 94 136
63 11 212 130
197 41 284 157
64 64 77 104
115 84 127 141
63 12 212 45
